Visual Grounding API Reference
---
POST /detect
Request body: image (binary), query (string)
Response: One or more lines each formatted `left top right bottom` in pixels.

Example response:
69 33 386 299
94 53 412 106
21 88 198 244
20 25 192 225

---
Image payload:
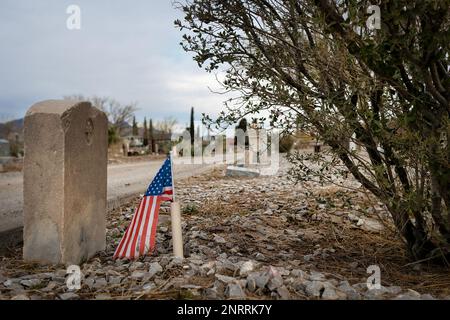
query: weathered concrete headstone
23 100 107 265
226 165 260 177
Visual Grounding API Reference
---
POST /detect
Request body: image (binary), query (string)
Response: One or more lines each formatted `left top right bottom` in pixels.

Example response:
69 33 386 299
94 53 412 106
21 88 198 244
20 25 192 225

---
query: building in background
0 139 10 157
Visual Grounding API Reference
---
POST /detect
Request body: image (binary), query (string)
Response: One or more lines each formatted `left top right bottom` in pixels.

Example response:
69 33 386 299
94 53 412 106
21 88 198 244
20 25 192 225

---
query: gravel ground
1 158 450 300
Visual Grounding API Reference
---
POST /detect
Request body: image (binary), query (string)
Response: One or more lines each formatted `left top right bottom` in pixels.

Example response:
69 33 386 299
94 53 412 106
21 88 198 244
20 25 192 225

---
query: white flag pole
170 151 176 202
169 151 184 258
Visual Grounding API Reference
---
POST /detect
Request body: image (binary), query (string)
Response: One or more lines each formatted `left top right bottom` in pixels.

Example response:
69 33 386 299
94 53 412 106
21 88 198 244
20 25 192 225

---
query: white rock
420 294 436 300
20 279 42 288
213 234 226 244
321 285 341 300
11 294 30 300
267 275 284 291
291 269 306 279
131 271 147 280
394 289 421 300
109 276 122 285
255 253 267 261
84 277 95 288
3 279 14 287
168 257 184 268
59 292 80 300
255 274 270 289
246 277 257 292
357 218 384 232
239 261 255 277
93 277 108 288
364 286 389 299
215 274 236 284
142 283 156 291
305 281 325 297
337 281 361 300
41 281 59 292
303 254 314 262
200 261 215 276
309 271 326 281
226 283 246 299
385 286 402 295
204 286 220 299
148 262 163 278
277 286 291 300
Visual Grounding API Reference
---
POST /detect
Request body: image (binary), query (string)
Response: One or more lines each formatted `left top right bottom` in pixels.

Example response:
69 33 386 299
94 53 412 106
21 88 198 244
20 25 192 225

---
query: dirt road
0 159 219 233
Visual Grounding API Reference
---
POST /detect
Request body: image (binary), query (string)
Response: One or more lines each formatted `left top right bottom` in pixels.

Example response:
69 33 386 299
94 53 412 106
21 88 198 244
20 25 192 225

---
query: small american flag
113 155 174 260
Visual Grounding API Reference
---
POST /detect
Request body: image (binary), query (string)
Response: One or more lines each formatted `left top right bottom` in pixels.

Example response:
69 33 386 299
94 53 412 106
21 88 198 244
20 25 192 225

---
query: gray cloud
0 0 230 124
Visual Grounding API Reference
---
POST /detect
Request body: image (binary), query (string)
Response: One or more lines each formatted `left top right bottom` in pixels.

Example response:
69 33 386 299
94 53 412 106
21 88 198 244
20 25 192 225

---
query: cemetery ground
0 156 215 236
1 158 450 300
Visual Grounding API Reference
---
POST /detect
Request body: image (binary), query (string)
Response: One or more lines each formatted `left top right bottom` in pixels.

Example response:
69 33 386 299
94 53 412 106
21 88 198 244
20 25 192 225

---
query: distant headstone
0 139 10 157
226 165 260 178
23 100 108 265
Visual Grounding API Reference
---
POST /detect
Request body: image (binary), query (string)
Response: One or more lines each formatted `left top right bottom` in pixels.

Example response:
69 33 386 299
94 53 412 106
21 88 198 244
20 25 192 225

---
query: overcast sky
0 0 229 126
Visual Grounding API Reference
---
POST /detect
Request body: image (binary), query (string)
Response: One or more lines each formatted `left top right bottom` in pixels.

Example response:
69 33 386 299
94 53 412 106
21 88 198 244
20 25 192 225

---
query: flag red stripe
128 196 149 259
138 196 155 255
149 197 161 253
114 198 144 258
122 197 147 259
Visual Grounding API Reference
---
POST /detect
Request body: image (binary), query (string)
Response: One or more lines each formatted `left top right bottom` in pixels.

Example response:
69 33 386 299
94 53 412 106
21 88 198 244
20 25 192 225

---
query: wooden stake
169 152 183 258
170 201 184 258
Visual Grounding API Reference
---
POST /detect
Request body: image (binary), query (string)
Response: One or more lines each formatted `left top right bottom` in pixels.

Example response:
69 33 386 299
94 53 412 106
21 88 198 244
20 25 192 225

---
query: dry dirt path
0 158 219 233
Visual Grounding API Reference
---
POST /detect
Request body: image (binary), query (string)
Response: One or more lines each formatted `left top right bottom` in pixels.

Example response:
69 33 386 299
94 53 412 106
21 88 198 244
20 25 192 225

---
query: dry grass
188 186 450 298
175 167 450 297
2 167 450 299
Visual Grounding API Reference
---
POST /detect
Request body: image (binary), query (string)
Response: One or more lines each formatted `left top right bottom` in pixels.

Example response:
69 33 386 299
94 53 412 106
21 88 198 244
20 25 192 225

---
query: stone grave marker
23 100 107 265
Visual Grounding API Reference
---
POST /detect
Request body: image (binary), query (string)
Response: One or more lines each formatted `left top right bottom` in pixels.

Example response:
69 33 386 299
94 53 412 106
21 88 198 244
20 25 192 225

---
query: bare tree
64 95 138 135
106 100 138 134
155 117 178 136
